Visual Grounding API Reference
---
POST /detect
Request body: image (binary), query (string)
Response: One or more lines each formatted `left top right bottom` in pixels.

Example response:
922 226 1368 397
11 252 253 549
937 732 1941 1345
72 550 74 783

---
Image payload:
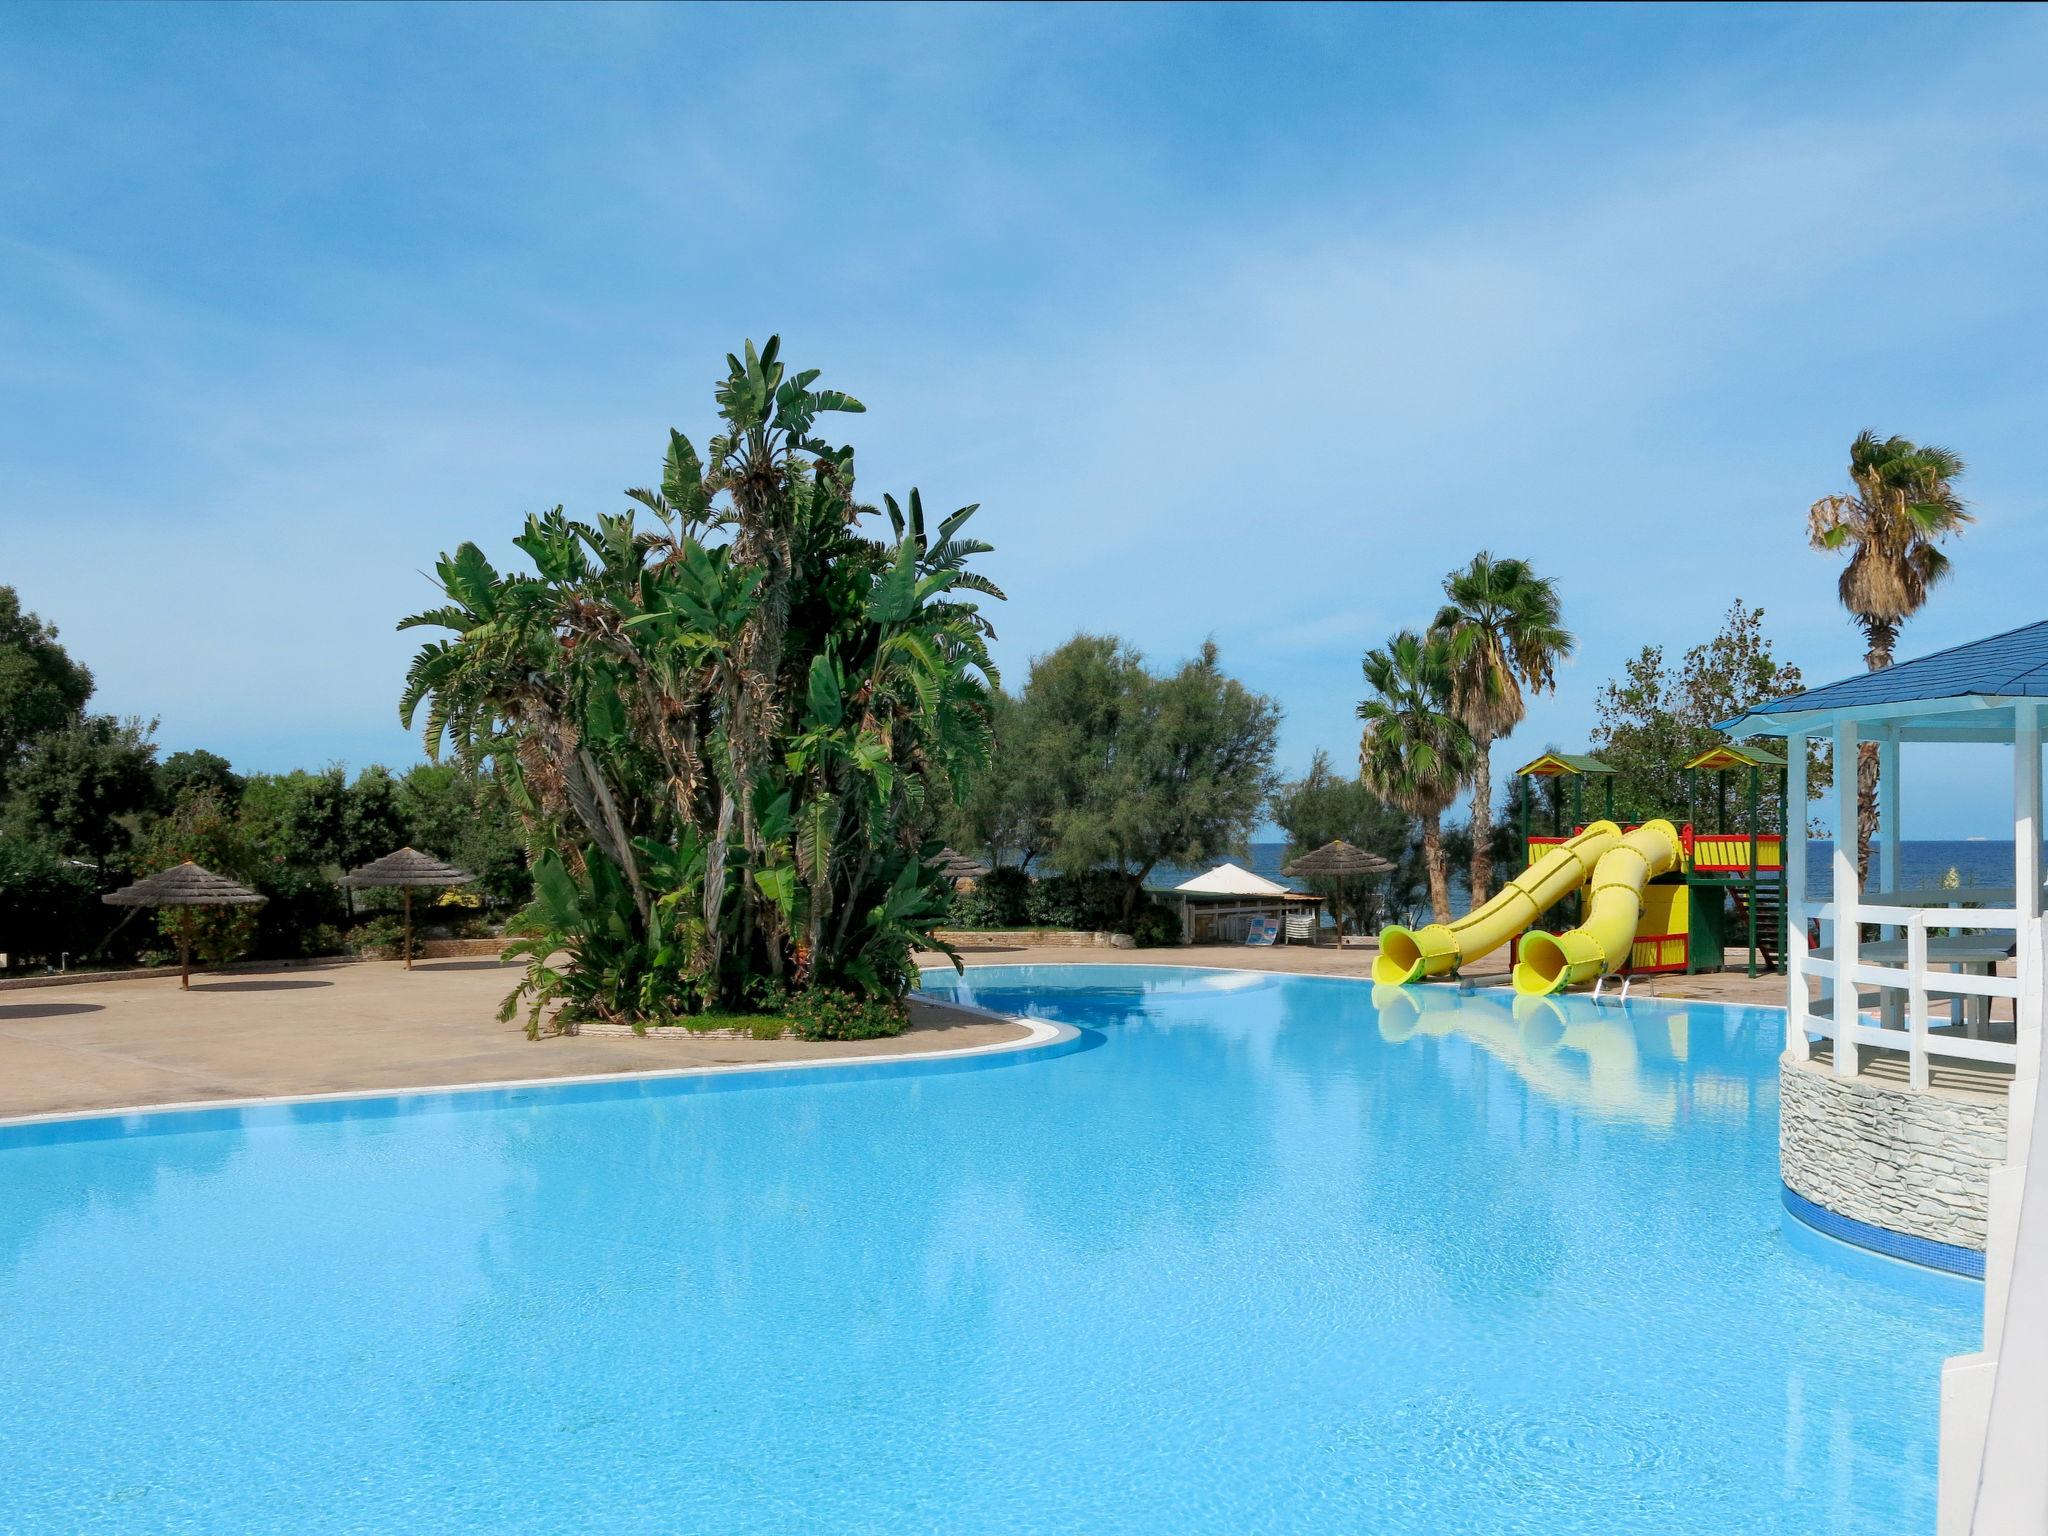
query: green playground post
1745 763 1760 977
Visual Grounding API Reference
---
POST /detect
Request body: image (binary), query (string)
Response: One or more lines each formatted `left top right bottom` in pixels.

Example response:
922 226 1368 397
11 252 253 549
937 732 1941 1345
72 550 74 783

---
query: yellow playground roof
1513 752 1615 779
1681 742 1786 772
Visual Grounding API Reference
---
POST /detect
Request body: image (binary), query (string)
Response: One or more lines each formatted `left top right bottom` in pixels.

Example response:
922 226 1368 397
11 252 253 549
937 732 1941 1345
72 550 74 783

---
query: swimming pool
0 965 1977 1533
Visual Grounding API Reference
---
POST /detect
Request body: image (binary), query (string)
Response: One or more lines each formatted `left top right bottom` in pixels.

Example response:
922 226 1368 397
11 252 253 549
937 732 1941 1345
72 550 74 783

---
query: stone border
0 997 1061 1139
1779 1053 2006 1262
933 928 1106 949
542 995 972 1041
571 1021 774 1039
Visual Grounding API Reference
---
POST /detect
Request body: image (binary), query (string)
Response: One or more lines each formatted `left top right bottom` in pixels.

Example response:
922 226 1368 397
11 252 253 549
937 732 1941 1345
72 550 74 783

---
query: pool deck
0 958 1032 1123
0 942 1799 1124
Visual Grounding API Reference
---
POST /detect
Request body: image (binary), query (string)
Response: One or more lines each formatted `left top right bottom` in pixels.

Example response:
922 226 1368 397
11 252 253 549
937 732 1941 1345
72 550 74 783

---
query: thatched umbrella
102 862 266 990
930 847 992 884
1281 839 1395 880
1281 840 1396 938
340 848 475 969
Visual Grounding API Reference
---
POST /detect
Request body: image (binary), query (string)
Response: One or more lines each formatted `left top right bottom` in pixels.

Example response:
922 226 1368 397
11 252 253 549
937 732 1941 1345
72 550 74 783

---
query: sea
1156 839 2040 919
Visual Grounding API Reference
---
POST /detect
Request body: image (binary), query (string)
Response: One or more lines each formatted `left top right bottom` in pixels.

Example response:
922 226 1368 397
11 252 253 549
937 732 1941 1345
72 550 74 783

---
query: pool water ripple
0 964 1978 1533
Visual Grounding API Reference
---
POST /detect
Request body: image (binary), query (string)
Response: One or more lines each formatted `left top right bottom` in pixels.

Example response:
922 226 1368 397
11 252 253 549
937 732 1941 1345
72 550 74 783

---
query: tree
0 588 94 796
941 689 1056 870
239 770 335 868
284 766 351 870
1020 634 1146 878
2 715 158 875
1358 629 1473 924
1808 430 1971 877
342 765 412 871
1430 552 1573 907
397 762 530 909
1270 749 1410 934
1589 600 1828 829
1024 635 1280 919
156 749 242 810
140 788 260 967
1121 641 1282 918
400 338 1001 1029
0 836 102 970
1441 790 1520 906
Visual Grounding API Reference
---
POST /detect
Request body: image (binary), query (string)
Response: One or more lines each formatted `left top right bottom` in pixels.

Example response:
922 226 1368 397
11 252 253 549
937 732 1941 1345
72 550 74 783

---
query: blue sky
5 2 2047 837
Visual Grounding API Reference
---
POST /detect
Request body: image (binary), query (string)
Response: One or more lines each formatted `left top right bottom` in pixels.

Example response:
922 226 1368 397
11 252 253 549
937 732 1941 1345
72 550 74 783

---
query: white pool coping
0 998 1059 1134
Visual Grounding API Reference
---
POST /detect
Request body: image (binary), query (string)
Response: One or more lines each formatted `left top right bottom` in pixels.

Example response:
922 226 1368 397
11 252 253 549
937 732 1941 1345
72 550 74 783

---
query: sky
5 2 2047 838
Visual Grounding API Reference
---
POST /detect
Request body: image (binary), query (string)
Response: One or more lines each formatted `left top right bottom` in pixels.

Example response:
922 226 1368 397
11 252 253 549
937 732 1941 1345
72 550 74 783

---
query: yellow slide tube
1512 818 1683 995
1372 820 1621 985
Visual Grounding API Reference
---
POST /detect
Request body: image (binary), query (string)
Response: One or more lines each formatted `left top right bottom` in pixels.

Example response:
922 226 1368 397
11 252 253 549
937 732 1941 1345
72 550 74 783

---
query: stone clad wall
931 929 1098 949
417 938 512 959
1780 1058 2007 1251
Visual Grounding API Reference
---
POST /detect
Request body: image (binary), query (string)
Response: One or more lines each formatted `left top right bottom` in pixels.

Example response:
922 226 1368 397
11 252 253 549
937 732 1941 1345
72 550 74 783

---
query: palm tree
1430 553 1574 907
1808 431 1972 877
1358 630 1475 924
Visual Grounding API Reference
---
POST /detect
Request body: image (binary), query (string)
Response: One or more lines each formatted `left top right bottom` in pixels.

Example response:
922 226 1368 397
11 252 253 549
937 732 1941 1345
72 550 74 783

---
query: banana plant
399 338 1000 1027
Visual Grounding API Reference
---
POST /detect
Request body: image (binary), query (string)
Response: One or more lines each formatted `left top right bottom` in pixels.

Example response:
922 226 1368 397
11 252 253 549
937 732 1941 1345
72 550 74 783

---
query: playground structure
1372 743 1788 994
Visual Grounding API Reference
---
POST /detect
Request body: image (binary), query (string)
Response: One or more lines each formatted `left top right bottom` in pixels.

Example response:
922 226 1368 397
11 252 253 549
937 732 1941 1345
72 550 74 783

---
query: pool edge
1781 1182 1987 1280
0 1006 1070 1146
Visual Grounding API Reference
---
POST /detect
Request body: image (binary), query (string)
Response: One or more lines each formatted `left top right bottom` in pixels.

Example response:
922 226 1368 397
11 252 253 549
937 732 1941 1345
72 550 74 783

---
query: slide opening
1513 930 1570 995
1373 927 1426 985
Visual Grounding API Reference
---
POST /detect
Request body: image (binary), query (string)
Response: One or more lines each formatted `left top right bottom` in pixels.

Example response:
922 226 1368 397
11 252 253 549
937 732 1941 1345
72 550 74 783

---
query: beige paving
0 959 1030 1122
927 939 1797 1007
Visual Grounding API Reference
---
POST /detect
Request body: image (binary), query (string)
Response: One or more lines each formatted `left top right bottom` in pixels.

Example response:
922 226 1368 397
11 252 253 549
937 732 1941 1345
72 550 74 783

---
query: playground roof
1682 743 1785 772
1513 752 1614 779
1722 619 2048 742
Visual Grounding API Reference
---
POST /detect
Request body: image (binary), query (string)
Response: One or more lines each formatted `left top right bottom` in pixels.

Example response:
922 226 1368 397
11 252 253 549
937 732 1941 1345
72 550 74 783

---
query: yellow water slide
1371 821 1621 985
1512 819 1683 995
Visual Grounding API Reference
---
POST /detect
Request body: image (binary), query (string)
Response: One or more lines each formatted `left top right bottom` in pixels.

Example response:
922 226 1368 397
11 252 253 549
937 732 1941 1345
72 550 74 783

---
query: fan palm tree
1430 553 1574 906
1359 630 1475 923
1808 431 1972 877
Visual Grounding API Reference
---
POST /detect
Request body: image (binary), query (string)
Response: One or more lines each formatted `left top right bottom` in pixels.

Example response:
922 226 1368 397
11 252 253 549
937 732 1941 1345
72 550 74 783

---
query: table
1861 932 2015 1037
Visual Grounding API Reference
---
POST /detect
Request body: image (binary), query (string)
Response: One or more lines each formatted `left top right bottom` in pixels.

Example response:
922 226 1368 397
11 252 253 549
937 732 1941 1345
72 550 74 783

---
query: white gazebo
1722 619 2048 1536
1168 861 1319 944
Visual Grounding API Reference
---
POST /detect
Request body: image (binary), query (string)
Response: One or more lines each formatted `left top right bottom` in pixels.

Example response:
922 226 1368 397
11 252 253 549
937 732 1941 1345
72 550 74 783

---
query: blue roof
1727 619 2048 726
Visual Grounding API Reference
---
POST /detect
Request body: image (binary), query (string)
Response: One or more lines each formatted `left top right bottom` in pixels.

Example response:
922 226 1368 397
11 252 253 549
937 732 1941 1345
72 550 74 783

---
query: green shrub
1018 870 1179 940
300 923 345 957
142 789 261 967
936 866 1195 942
786 987 907 1041
348 914 406 959
1022 870 1127 930
655 1010 789 1041
252 864 348 959
948 867 1030 928
1129 903 1182 947
0 836 104 970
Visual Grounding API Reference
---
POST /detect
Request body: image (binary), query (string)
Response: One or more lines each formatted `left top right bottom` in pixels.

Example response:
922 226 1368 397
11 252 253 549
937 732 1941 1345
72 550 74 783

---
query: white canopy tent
1172 862 1290 898
1169 862 1319 944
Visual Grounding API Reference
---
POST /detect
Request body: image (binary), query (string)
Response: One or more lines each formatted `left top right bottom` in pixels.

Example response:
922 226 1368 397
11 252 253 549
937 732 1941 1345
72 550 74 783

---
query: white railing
1794 901 2022 1089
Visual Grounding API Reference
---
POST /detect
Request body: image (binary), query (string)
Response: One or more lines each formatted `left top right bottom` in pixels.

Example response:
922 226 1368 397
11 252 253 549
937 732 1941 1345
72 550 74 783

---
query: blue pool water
1 966 1979 1534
